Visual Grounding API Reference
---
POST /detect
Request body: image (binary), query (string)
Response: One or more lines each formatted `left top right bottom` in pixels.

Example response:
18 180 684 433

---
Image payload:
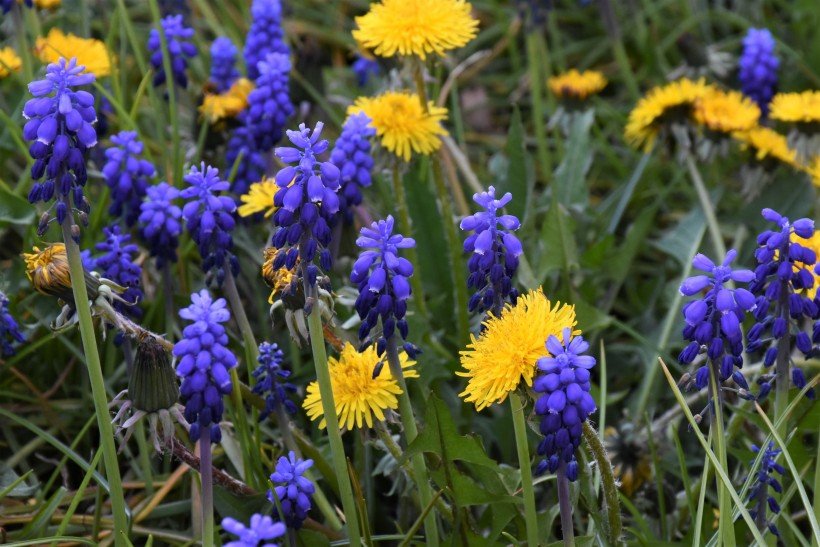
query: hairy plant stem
684 154 726 259
199 427 215 547
385 337 439 546
391 165 429 322
510 394 539 547
301 259 362 546
557 463 575 547
582 422 623 545
708 360 735 547
60 203 130 546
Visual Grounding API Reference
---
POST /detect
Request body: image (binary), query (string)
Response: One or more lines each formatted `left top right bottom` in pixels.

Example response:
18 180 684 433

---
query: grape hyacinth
148 15 197 88
747 442 785 537
222 514 286 547
244 0 289 81
252 342 298 421
678 249 757 396
351 215 417 357
102 131 156 226
0 292 26 357
533 327 597 481
270 122 340 286
246 52 294 151
269 451 315 529
329 112 375 224
23 57 97 235
139 182 182 268
460 186 523 315
173 289 237 442
747 208 818 399
94 225 144 318
738 28 779 116
2 0 31 13
352 54 380 87
181 163 239 285
209 36 240 93
225 121 267 195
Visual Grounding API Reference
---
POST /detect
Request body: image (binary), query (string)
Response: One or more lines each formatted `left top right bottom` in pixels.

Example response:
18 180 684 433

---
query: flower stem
391 164 429 322
708 361 736 547
510 394 539 547
302 270 362 546
774 283 790 443
582 422 623 544
557 462 575 547
200 427 215 547
684 154 726 259
59 206 130 546
385 337 439 547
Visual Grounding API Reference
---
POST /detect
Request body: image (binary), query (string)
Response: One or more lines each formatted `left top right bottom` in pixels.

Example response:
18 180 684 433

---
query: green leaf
496 106 533 224
0 184 35 225
213 485 269 525
537 198 579 280
553 109 595 209
0 463 39 498
652 206 707 267
20 487 67 539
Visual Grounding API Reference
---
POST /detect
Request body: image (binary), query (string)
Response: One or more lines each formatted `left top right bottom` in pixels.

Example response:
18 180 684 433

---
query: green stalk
391 165 429 322
814 437 820 547
200 427 215 547
59 201 129 546
581 422 623 545
525 32 552 179
302 265 362 546
774 283 790 444
13 6 34 85
684 154 726 259
510 394 539 547
708 362 735 547
385 337 439 547
556 463 575 547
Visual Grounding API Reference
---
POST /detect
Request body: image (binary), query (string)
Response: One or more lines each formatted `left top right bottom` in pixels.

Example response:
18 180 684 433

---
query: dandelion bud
130 336 179 413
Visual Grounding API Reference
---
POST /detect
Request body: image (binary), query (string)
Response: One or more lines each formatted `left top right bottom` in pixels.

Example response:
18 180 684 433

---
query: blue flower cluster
738 28 779 116
24 58 96 234
460 187 523 315
225 124 267 195
173 289 237 443
747 208 818 399
94 225 144 318
2 0 31 13
209 36 240 93
244 0 289 81
246 53 294 151
270 122 340 286
330 113 375 224
747 442 785 537
222 514 285 547
533 328 596 481
148 15 197 89
269 451 315 529
102 131 156 227
0 292 25 357
678 250 756 393
252 342 297 421
139 182 182 268
351 215 416 357
181 163 239 285
352 54 380 87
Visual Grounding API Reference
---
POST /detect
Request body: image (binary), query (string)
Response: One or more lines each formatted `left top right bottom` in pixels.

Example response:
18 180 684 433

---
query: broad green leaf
213 485 269 525
652 206 707 267
495 106 532 224
0 463 39 498
0 184 35 225
538 198 579 281
607 205 657 283
553 109 594 209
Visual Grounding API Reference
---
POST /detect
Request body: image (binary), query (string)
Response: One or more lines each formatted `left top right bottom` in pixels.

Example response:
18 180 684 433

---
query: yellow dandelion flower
694 89 760 133
0 47 22 78
769 91 820 124
261 247 296 304
794 230 820 300
733 127 798 168
33 0 61 7
625 78 712 151
349 91 447 162
35 28 110 77
353 0 478 60
303 342 418 430
548 69 607 100
457 288 577 411
199 78 254 123
22 243 73 300
238 177 278 218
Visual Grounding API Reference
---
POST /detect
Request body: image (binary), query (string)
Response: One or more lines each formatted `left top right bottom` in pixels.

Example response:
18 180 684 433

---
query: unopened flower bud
130 335 179 413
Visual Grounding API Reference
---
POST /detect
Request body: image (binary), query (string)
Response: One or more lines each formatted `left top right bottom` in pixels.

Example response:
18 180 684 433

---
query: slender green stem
302 265 362 546
200 428 215 547
684 154 726 259
391 164 429 321
59 202 129 546
814 437 820 547
774 283 790 443
526 32 552 179
13 6 34 85
385 337 439 547
557 463 575 547
708 362 735 547
582 422 623 545
510 394 539 547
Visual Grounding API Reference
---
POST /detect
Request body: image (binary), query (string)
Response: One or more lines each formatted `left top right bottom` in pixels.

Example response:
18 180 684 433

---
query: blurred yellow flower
349 91 447 162
694 89 760 133
625 78 711 151
353 0 478 60
199 78 254 122
33 0 61 7
804 156 820 188
769 91 820 124
457 288 577 411
0 47 22 78
733 127 798 168
303 342 418 430
35 28 110 77
548 69 607 100
238 177 278 218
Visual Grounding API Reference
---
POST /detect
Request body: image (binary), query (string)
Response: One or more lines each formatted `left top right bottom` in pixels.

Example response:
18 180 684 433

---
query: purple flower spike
222 513 286 547
268 451 315 529
738 28 779 116
147 14 197 89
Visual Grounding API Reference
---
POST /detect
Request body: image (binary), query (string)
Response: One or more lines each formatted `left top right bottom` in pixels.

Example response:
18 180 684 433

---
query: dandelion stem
59 202 130 546
302 263 362 546
199 427 215 547
708 361 736 547
385 337 439 547
391 164 429 322
684 154 726 259
557 462 575 547
510 394 539 547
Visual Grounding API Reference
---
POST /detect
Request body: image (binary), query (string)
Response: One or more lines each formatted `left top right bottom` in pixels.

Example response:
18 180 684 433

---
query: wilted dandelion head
22 243 73 300
261 247 296 304
694 88 760 133
548 69 607 101
35 28 111 77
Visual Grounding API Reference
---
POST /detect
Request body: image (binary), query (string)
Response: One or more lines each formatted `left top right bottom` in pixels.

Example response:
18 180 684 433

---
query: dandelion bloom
199 78 253 123
353 0 478 60
458 288 577 411
548 69 607 100
693 88 760 134
303 342 418 430
732 127 798 168
624 78 711 151
238 177 278 218
769 91 820 124
35 29 110 77
349 91 447 162
0 47 22 78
